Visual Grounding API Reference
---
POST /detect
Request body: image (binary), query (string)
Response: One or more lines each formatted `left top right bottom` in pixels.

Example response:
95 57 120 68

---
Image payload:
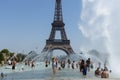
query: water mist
79 0 120 73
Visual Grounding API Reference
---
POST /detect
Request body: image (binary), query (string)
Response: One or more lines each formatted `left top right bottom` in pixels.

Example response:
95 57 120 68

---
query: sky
0 0 82 54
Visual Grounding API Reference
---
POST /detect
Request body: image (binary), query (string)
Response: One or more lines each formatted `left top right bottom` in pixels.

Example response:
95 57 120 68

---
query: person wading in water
52 58 57 75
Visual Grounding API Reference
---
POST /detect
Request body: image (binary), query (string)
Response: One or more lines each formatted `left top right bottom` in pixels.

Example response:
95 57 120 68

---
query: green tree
10 52 14 57
0 49 26 63
0 53 5 64
17 53 26 62
0 49 10 56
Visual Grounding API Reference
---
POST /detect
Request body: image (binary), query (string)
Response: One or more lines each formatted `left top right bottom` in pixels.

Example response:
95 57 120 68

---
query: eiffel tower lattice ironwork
42 0 75 55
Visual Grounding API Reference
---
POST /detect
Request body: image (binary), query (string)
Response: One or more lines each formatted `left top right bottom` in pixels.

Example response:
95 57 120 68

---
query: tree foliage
17 53 26 62
0 53 5 64
0 49 10 56
0 49 26 64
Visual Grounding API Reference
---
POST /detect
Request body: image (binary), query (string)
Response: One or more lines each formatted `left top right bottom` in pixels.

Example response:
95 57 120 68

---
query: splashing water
79 0 120 73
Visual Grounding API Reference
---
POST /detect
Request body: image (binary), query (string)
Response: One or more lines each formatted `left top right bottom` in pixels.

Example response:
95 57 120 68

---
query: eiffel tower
42 0 75 55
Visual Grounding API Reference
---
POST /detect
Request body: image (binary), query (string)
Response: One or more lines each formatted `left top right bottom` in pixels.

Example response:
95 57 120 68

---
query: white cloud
79 0 120 73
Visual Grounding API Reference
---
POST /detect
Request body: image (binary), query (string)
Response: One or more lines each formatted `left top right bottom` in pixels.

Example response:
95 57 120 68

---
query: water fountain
22 51 38 62
79 0 120 74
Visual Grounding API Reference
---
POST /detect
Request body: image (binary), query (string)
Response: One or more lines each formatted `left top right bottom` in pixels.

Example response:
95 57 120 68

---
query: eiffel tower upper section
54 0 63 22
49 0 67 40
42 0 75 54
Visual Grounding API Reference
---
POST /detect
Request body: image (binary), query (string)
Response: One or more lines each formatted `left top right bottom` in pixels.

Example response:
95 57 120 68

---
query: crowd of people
24 60 35 68
95 66 109 78
45 57 110 78
5 57 110 79
7 59 35 71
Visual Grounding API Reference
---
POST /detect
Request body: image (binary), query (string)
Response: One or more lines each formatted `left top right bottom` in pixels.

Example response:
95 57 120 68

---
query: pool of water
0 62 120 80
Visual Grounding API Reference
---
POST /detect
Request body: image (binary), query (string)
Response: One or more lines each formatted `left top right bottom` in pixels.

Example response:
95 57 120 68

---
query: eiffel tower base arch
42 40 75 55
